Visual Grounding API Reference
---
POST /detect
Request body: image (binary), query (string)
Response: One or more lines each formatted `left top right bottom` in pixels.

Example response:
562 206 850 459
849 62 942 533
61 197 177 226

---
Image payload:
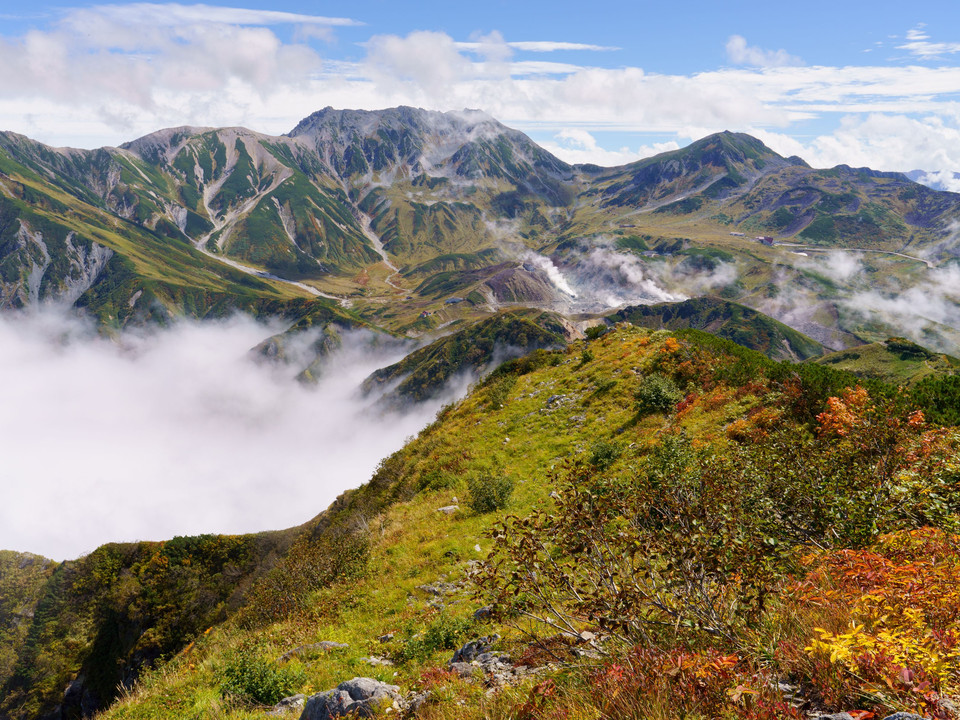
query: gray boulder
880 714 926 720
299 677 400 720
449 661 479 678
403 690 431 715
359 655 394 667
472 605 493 622
450 634 500 663
269 694 306 715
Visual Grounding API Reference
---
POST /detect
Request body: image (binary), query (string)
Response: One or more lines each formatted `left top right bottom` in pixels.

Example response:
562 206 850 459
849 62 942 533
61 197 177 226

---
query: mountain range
2 106 959 358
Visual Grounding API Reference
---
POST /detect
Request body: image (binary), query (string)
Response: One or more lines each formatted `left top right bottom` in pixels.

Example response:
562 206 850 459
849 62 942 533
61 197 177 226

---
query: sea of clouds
0 311 454 561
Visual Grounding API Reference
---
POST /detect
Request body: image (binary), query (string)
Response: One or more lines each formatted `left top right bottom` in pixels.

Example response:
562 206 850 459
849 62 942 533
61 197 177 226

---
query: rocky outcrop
446 634 544 690
0 217 113 309
299 677 400 720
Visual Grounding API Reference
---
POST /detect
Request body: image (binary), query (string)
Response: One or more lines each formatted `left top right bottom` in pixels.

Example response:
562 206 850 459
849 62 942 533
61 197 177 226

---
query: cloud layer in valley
843 263 960 349
0 311 454 561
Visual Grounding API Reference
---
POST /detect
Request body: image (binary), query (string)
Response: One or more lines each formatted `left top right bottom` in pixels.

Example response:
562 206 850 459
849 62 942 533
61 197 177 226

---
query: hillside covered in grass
816 336 960 385
612 296 827 362
3 324 958 720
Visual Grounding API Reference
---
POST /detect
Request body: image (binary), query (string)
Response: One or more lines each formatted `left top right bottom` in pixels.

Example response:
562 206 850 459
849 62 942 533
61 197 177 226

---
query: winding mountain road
776 243 935 268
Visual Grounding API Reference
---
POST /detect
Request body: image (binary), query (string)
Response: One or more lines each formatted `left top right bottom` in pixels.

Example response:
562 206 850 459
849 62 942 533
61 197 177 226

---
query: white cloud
754 114 960 172
843 264 960 349
508 41 618 52
365 30 473 91
457 40 618 53
0 312 456 560
1 19 960 178
726 35 802 67
0 5 325 111
915 169 960 193
800 251 865 283
509 60 589 76
69 3 361 28
539 128 679 166
897 25 960 59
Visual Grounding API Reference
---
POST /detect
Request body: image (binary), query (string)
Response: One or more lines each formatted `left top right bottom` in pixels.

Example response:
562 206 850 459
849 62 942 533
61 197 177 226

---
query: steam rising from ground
843 264 960 349
522 251 577 297
805 250 864 283
526 241 740 313
0 312 456 561
565 247 685 308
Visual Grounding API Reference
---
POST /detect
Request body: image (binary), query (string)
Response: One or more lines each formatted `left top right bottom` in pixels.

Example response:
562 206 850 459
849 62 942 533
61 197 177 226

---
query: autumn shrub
476 388 960 651
508 648 805 720
218 647 304 705
586 648 807 720
477 434 794 646
634 373 683 415
795 528 960 717
466 473 515 514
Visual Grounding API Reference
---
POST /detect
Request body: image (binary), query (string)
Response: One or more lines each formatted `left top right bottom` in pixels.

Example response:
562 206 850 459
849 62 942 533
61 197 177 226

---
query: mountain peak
598 128 794 209
286 106 506 141
684 130 785 164
284 105 570 186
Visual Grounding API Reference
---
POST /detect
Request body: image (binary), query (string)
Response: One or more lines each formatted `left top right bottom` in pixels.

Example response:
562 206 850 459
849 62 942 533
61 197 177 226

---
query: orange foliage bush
816 385 872 437
584 647 805 720
794 528 960 717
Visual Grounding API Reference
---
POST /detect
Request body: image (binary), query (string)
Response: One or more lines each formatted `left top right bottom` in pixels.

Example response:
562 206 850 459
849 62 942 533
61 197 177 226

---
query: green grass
815 337 960 386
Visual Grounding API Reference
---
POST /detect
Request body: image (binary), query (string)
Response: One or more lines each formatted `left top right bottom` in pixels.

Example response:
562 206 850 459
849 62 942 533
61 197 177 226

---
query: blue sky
1 1 959 176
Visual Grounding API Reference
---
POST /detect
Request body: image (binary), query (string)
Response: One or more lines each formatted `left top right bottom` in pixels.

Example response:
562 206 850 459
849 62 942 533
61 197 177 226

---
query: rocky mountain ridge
1 106 959 351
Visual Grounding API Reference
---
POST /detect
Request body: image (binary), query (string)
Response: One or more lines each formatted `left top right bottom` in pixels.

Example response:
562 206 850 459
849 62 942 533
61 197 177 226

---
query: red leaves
816 385 872 437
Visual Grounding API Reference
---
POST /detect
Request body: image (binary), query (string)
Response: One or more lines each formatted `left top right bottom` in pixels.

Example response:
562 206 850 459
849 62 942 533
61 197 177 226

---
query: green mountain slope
0 552 56 695
815 336 960 385
0 531 303 719
594 131 801 210
612 296 827 361
361 309 569 405
0 136 338 325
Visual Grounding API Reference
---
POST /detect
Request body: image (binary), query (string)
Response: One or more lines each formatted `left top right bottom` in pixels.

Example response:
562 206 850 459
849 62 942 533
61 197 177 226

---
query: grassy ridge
614 296 826 361
361 309 568 404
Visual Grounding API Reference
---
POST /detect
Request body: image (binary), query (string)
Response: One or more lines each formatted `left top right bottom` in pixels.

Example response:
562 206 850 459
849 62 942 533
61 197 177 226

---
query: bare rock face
299 677 400 720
